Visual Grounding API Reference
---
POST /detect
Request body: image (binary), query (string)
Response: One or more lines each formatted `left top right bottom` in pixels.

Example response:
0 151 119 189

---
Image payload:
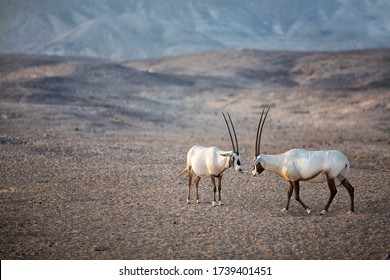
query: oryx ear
220 151 234 157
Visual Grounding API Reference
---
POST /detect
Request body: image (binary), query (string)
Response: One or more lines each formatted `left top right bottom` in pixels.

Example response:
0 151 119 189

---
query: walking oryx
252 108 355 215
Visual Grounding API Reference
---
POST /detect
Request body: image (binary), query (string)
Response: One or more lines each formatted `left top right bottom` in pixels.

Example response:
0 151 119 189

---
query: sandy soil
0 49 389 259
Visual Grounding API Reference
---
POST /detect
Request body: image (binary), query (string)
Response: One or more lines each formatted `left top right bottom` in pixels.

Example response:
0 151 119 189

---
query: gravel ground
0 50 389 259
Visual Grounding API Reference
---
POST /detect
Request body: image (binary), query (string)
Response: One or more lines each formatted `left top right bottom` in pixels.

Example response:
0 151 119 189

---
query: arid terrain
0 49 389 259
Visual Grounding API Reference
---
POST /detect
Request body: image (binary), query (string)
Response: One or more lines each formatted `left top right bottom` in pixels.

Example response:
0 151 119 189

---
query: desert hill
0 49 389 259
2 0 390 60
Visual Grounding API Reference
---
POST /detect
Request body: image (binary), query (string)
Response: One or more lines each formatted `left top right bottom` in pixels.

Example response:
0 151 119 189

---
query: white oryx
179 112 243 206
252 108 355 215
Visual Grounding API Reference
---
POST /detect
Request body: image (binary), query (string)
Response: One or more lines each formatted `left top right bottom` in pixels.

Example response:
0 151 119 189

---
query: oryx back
285 149 350 182
187 145 230 178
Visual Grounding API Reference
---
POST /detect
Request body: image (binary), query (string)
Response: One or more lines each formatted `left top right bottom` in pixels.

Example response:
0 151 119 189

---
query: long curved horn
222 111 236 152
256 107 270 156
227 112 239 153
255 108 265 156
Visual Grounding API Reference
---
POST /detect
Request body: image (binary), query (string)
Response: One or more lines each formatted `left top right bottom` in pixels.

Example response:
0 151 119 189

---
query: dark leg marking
324 178 338 213
217 175 222 205
210 175 217 205
194 176 201 203
187 170 193 203
293 181 311 213
284 181 294 211
342 179 355 212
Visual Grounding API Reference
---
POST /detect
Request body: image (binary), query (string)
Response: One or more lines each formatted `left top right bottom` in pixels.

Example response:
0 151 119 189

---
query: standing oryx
179 112 243 206
252 107 355 215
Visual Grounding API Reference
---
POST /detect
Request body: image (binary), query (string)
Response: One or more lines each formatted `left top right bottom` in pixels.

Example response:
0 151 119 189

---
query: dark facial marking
256 163 265 174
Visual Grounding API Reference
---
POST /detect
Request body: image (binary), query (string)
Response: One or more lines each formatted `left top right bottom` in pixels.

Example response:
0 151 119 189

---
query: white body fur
179 145 243 206
254 149 350 183
253 149 355 214
188 146 240 177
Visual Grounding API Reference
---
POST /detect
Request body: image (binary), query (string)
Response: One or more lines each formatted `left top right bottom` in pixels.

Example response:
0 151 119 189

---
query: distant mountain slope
1 0 390 60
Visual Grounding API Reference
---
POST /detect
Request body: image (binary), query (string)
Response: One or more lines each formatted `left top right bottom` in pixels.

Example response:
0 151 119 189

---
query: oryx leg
187 169 193 204
210 175 217 206
194 176 201 204
216 175 223 205
293 181 311 214
321 178 338 215
341 179 355 213
282 181 294 212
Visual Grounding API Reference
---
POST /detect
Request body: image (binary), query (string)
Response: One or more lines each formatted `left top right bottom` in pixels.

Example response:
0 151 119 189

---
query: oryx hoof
196 199 200 204
187 199 191 204
306 208 312 215
347 210 354 215
212 201 217 207
320 210 327 215
281 208 288 212
219 201 223 206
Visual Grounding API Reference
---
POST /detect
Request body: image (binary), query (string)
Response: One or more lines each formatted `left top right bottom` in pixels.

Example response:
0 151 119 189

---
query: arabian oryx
252 108 355 215
179 112 243 206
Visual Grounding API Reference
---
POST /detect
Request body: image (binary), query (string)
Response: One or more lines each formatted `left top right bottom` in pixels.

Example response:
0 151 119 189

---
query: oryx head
253 107 270 176
221 112 243 173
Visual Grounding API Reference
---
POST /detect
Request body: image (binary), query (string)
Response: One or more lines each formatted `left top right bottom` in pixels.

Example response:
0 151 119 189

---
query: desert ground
0 49 389 259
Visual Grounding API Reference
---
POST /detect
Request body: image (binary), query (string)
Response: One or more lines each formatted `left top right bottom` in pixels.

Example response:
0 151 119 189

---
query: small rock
93 244 110 252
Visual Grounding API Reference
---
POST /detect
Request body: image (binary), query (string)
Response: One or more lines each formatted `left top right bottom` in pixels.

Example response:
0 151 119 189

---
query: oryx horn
255 107 270 156
222 111 239 153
